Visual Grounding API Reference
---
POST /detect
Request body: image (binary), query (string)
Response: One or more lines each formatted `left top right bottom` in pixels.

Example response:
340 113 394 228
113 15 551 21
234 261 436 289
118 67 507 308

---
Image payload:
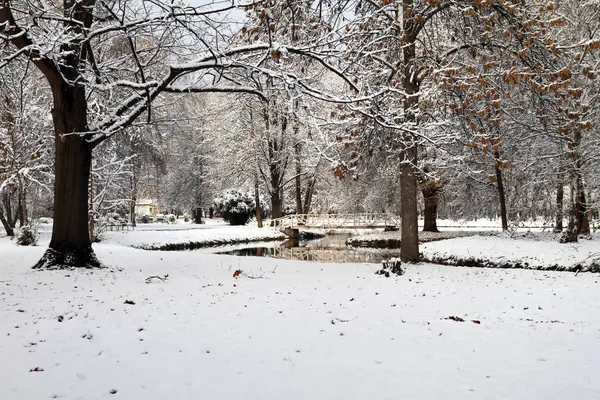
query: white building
135 199 161 216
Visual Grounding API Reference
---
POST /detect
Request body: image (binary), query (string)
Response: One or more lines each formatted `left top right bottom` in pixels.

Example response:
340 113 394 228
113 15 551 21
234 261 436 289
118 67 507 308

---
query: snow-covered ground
1 228 600 399
102 221 286 249
421 233 600 271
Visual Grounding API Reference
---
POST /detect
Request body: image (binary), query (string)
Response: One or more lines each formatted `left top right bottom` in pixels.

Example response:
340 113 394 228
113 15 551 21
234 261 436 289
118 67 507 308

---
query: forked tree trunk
33 86 100 269
422 185 441 233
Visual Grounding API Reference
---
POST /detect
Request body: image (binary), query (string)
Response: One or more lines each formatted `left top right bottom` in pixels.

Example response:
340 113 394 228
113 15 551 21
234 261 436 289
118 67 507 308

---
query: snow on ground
1 234 600 399
421 233 600 271
347 229 486 245
103 221 286 249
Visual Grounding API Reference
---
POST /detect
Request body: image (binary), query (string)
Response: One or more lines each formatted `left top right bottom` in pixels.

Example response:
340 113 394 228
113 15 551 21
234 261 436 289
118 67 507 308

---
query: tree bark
0 207 14 236
303 176 315 214
399 0 420 262
271 189 283 219
33 84 100 269
553 183 563 232
254 175 263 228
494 149 508 231
422 185 440 232
577 184 590 235
294 142 303 214
400 145 419 262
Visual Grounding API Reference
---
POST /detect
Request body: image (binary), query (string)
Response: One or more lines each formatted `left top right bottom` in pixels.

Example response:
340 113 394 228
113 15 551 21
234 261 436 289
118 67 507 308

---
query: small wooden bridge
271 213 400 230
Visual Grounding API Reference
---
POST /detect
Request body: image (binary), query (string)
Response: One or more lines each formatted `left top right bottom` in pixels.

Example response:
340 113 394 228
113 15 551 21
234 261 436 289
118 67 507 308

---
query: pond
214 233 402 264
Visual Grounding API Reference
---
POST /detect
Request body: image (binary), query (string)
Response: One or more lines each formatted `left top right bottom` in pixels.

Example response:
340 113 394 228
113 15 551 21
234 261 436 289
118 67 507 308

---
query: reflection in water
215 233 402 263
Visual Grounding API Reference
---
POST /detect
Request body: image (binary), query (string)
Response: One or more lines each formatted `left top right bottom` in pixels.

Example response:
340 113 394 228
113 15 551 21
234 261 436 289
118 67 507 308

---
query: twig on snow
145 275 168 284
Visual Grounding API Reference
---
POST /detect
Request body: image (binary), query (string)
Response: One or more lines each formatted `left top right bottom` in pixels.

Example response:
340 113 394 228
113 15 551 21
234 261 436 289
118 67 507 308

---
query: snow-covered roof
136 199 158 206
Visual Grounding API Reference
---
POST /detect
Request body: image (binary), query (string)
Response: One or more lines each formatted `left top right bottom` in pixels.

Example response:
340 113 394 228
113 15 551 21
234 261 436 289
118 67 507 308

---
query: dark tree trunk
34 85 100 269
3 192 15 228
400 145 419 262
294 143 303 214
271 190 283 219
553 183 563 232
130 172 137 227
0 208 14 236
193 208 202 224
422 186 440 232
494 149 508 231
399 1 420 263
16 180 27 227
303 176 315 214
254 175 263 228
577 185 590 235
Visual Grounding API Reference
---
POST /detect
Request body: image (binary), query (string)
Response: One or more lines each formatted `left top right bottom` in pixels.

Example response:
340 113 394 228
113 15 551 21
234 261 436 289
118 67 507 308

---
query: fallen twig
145 275 168 284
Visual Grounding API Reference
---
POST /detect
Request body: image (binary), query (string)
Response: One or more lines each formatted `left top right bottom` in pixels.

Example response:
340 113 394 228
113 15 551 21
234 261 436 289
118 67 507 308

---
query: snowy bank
347 230 490 248
421 233 600 272
103 224 286 250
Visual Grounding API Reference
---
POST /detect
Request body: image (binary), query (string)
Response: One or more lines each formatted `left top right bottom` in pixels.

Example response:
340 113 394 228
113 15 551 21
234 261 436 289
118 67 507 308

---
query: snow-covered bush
138 215 151 224
213 190 257 225
16 225 38 246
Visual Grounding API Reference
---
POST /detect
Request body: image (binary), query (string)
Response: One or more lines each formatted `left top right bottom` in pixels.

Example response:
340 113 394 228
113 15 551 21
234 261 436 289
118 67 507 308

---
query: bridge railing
271 213 400 230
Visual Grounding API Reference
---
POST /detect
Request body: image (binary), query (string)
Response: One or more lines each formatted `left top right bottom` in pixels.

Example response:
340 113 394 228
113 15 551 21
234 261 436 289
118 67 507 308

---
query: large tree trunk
422 185 440 233
400 145 419 262
562 132 587 243
271 189 283 219
399 0 420 262
34 85 100 269
494 149 508 231
553 183 563 232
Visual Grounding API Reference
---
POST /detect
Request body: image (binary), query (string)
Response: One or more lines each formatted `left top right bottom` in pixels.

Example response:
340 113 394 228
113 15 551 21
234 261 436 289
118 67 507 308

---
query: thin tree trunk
254 174 263 228
130 171 137 227
303 176 315 214
554 183 563 232
294 142 303 214
494 149 508 231
422 186 440 232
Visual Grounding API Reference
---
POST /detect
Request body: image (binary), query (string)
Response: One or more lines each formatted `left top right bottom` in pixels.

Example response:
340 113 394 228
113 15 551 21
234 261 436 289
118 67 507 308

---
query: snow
1 229 600 399
421 233 600 271
102 222 286 249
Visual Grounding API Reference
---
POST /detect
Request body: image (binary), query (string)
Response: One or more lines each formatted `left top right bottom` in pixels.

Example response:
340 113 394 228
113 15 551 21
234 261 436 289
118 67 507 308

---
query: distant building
135 199 161 216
